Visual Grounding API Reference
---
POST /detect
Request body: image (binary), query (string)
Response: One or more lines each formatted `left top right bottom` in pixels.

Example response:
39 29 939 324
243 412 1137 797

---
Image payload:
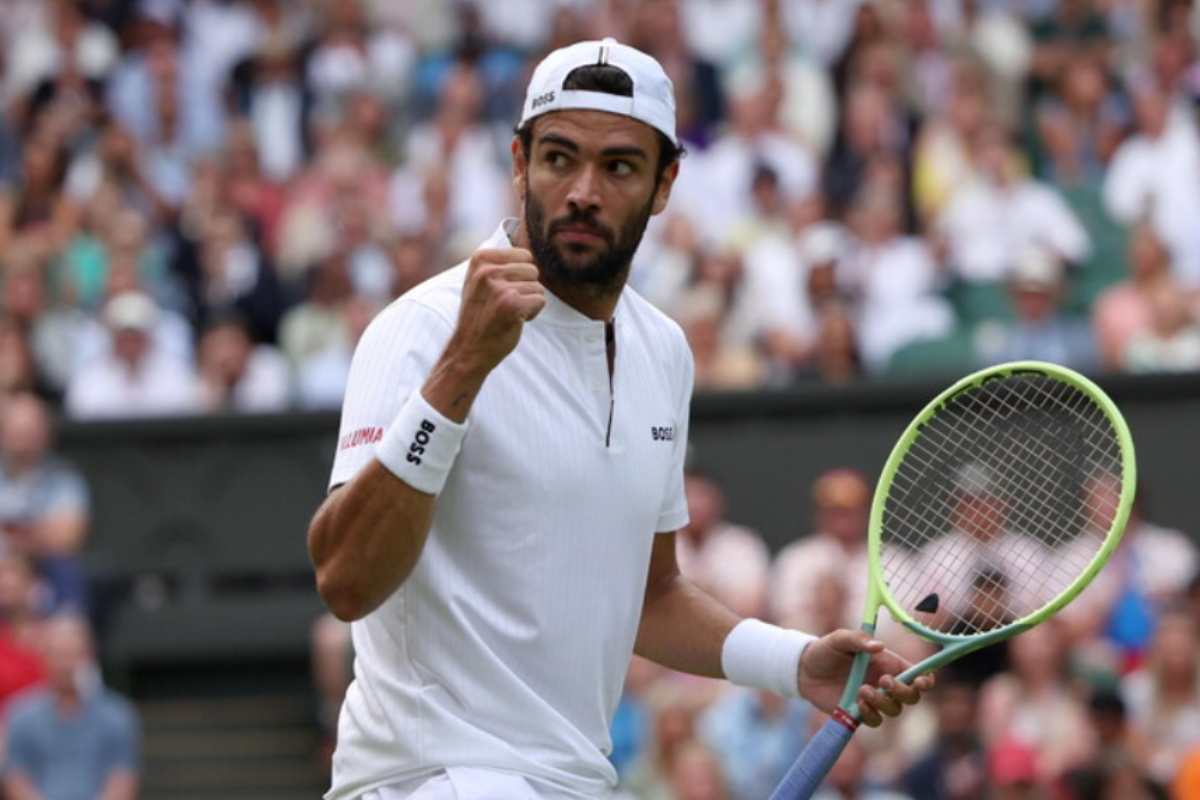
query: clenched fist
447 248 546 376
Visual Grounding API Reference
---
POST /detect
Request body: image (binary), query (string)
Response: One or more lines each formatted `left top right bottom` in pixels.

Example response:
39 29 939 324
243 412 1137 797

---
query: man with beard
308 38 932 800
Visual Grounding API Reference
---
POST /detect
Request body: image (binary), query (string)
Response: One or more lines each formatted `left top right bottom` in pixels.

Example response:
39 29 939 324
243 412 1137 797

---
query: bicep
645 531 682 601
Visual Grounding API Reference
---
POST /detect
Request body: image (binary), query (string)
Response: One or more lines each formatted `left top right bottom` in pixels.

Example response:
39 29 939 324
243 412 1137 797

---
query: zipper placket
605 320 616 448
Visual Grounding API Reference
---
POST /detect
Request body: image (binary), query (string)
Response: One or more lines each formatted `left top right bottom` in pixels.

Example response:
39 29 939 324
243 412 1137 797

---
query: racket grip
769 714 857 800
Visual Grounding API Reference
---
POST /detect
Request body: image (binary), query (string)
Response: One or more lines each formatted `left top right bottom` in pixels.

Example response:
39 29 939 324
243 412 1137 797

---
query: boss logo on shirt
406 420 437 465
651 426 674 442
531 91 555 109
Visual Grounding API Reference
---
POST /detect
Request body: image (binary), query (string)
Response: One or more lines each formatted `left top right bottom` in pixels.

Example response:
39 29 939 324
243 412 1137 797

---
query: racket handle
769 714 857 800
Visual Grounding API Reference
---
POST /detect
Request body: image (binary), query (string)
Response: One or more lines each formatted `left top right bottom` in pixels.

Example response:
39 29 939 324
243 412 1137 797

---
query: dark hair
1088 687 1126 718
516 63 685 181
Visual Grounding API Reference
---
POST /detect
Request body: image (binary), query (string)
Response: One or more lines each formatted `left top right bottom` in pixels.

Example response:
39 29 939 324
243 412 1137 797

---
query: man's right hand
446 248 546 376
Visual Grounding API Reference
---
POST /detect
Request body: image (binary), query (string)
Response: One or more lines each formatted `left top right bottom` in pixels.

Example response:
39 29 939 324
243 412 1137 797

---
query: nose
565 163 601 215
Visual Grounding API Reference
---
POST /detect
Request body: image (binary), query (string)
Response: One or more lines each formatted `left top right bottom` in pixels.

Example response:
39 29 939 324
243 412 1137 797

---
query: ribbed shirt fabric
326 220 693 800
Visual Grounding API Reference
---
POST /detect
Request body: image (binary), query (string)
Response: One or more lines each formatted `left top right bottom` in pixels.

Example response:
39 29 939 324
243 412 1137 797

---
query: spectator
822 81 910 223
64 291 199 419
227 35 310 184
813 736 912 800
772 468 871 633
668 740 729 800
1063 689 1155 800
973 247 1098 370
909 463 1046 637
221 118 291 258
107 9 223 158
279 251 354 369
0 393 89 611
186 207 287 344
986 740 1047 800
745 217 825 374
311 611 351 775
195 312 290 413
675 472 770 619
396 60 510 245
840 182 955 371
0 552 47 717
1033 51 1126 188
611 655 665 781
979 623 1094 783
0 130 80 259
804 301 862 385
620 683 703 800
689 70 818 245
1122 280 1200 373
296 294 379 410
1093 222 1182 370
0 316 48 401
1121 608 1200 787
3 615 139 800
676 286 767 391
901 671 987 800
1064 477 1196 672
937 122 1090 285
1103 79 1200 286
698 687 809 800
911 61 988 225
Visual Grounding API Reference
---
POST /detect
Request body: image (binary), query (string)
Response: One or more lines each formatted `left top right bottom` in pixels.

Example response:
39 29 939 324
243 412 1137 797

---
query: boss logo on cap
531 91 555 109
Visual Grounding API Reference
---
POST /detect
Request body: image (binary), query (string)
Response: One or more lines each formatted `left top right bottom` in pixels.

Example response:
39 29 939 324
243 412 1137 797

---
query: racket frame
839 360 1136 718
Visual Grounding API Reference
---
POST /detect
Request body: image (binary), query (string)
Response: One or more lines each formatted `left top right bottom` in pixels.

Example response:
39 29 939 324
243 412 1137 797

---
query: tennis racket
770 361 1136 800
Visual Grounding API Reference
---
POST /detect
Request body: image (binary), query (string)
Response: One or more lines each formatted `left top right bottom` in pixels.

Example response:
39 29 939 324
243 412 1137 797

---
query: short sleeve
656 338 693 533
103 698 141 772
44 468 89 517
3 702 38 777
328 300 454 491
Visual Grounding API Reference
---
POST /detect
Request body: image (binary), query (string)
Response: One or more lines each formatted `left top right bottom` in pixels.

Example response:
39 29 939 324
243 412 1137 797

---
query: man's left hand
797 629 934 727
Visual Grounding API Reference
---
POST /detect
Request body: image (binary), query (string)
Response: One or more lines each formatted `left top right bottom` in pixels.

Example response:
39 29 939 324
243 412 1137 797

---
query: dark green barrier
60 373 1200 664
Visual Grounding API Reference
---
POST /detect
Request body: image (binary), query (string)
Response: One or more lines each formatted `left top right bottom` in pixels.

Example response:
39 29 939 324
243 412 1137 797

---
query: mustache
548 211 614 244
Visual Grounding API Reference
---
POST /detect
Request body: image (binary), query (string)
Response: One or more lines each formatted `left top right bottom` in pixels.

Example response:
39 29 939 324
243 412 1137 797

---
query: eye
545 151 570 169
609 160 634 177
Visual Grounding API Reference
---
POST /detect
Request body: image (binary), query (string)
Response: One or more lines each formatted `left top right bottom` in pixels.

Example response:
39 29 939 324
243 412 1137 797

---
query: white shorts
362 768 540 800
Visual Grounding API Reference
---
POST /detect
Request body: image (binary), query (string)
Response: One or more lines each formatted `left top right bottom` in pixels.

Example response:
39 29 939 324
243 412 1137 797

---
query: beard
525 189 655 297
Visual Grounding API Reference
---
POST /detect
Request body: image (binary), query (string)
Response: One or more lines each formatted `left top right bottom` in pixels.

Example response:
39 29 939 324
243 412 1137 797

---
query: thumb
827 629 885 656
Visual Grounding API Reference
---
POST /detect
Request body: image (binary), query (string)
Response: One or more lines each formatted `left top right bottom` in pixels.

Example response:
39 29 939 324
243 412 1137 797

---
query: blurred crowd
0 0 1199 418
312 466 1200 799
3 0 1200 797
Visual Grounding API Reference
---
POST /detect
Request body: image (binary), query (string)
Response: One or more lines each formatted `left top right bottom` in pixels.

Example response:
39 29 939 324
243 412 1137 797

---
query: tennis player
308 38 933 800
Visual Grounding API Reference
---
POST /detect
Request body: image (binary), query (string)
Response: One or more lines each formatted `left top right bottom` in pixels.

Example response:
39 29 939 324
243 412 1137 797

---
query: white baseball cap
104 291 159 332
518 37 678 146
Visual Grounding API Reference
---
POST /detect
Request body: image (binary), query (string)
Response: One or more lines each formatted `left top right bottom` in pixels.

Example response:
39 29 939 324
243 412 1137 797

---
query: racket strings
879 373 1123 635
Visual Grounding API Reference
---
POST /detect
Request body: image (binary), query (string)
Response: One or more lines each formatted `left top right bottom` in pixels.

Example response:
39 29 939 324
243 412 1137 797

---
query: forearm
309 355 486 621
36 513 87 555
3 773 43 800
99 771 137 800
634 573 740 678
308 460 437 621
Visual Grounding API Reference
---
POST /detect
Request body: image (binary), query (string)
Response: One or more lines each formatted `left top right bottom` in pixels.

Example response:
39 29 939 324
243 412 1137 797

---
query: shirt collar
482 219 621 329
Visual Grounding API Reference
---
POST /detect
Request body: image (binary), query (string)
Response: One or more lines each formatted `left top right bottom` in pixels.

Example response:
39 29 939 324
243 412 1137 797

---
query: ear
651 159 680 217
511 135 527 202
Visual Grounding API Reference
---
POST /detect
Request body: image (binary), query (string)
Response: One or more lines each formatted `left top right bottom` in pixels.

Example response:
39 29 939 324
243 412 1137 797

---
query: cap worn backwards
518 37 678 146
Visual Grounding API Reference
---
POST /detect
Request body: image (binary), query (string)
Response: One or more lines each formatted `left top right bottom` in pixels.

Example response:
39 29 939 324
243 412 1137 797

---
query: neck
513 215 624 321
55 687 83 713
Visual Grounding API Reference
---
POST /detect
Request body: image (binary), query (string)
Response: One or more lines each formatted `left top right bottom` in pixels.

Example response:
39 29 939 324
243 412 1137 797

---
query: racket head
867 361 1136 645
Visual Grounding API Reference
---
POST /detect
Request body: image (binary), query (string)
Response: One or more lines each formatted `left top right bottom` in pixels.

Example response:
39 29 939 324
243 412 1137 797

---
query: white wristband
376 391 469 495
721 619 817 697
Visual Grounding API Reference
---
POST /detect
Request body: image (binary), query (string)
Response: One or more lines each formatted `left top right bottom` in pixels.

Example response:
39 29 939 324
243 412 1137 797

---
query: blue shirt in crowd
3 688 140 800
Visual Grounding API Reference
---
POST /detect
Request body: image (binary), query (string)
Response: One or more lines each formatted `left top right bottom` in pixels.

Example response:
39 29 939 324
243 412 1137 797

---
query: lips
552 223 610 245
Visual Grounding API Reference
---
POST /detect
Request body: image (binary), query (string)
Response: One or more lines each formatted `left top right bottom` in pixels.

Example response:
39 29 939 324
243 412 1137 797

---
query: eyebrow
536 134 649 162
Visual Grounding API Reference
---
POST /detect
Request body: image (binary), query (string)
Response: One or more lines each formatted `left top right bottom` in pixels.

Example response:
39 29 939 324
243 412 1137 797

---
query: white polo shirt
326 220 693 800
